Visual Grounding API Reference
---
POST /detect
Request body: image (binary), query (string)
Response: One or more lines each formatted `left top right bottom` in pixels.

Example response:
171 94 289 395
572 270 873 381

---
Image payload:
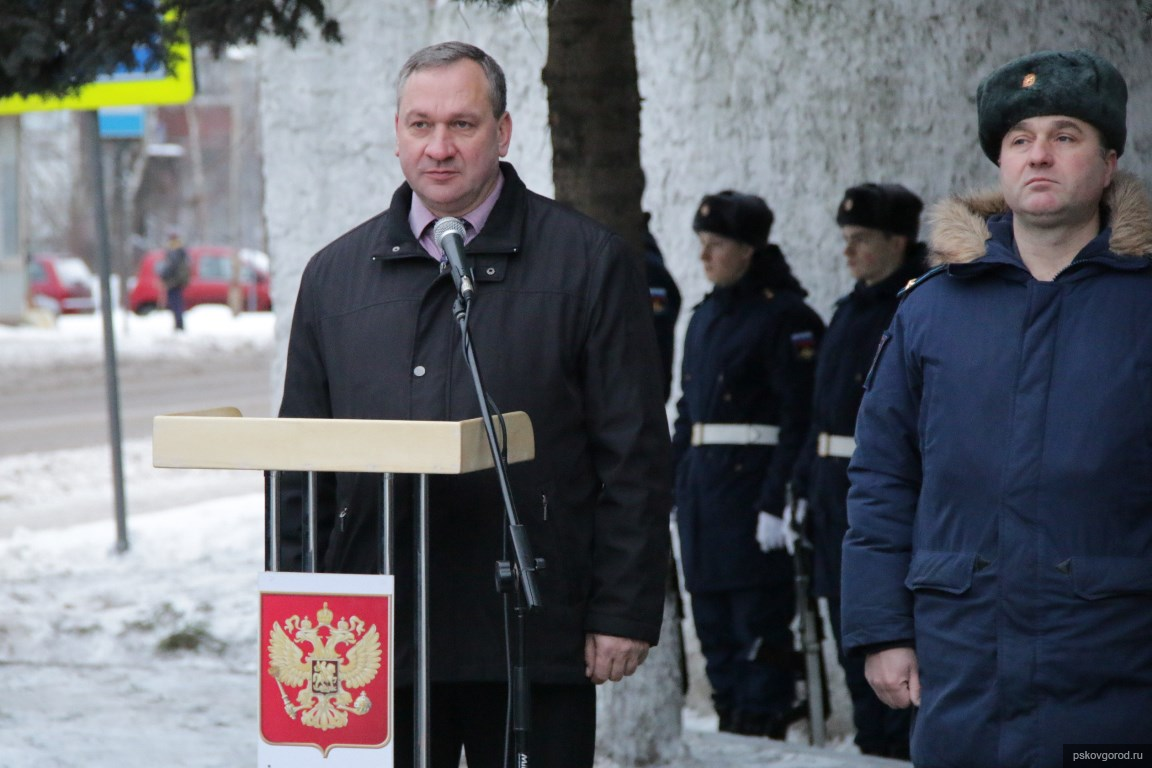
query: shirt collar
461 172 504 239
408 196 438 246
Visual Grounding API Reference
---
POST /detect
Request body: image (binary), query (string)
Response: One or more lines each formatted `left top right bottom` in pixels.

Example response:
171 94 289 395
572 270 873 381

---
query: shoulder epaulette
897 264 948 300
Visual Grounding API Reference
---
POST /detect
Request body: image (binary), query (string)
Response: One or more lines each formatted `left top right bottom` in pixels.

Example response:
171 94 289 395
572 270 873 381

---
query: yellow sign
0 39 195 115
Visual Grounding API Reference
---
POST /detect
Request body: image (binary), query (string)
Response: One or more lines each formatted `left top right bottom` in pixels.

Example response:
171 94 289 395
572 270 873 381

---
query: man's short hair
395 41 507 118
976 49 1127 163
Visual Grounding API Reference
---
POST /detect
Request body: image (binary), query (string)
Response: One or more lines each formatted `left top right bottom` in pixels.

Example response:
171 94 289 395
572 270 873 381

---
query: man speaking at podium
276 41 673 768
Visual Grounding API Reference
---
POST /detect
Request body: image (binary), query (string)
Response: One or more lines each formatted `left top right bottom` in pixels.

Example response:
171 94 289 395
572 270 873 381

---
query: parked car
27 253 97 314
128 245 271 315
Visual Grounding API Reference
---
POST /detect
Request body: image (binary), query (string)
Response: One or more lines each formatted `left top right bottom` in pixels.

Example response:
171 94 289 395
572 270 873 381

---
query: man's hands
865 647 921 708
584 633 650 684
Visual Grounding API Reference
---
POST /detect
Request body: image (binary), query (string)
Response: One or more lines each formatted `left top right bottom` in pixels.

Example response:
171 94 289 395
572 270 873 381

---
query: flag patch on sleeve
790 330 817 360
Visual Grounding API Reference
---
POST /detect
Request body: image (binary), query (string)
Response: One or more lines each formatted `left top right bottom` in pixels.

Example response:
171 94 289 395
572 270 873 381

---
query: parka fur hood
926 171 1152 266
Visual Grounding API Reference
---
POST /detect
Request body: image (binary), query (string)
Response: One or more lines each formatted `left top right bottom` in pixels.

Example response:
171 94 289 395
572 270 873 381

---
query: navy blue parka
843 172 1152 767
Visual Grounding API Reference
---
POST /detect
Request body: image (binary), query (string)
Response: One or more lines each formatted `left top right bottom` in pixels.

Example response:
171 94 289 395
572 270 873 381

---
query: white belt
817 432 856 459
691 423 779 447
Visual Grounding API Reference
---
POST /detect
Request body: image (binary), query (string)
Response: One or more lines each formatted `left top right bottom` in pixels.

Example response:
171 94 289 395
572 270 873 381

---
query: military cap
976 49 1127 163
692 191 774 248
836 183 924 240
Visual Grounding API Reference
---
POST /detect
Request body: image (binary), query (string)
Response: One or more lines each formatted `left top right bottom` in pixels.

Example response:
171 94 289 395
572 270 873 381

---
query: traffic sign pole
81 110 130 553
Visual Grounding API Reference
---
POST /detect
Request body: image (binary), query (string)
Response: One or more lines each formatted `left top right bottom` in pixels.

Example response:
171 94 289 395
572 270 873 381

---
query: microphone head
433 217 467 247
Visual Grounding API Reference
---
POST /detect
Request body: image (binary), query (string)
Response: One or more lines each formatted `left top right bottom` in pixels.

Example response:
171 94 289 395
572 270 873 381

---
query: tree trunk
183 102 209 242
595 563 686 764
542 3 683 762
543 0 647 260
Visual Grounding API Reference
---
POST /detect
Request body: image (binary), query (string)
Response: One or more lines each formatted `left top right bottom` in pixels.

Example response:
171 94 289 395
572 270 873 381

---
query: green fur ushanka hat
976 49 1127 163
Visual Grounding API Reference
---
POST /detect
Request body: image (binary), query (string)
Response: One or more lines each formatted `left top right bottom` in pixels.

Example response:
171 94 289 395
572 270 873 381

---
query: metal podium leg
266 470 281 572
304 471 318 573
381 473 394 576
415 472 430 768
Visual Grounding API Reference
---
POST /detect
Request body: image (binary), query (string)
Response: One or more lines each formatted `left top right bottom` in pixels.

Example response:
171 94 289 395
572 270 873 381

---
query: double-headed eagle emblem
266 602 382 731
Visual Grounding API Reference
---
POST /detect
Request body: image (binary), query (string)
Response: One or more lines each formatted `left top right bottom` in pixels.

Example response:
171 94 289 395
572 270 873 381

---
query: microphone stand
451 293 544 768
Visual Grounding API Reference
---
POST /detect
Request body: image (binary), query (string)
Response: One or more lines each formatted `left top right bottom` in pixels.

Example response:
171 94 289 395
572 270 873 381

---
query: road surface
0 349 274 457
0 346 275 535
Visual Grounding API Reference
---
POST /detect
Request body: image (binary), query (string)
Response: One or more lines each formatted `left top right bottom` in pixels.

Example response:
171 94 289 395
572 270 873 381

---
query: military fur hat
692 191 774 248
976 49 1127 163
836 183 923 240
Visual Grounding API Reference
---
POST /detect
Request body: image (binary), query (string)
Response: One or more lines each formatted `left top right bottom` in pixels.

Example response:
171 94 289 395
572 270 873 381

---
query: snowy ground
0 308 904 767
0 308 272 767
0 303 276 375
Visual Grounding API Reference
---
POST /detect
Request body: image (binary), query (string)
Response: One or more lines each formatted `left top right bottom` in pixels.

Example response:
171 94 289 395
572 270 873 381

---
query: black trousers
690 585 797 718
393 681 596 768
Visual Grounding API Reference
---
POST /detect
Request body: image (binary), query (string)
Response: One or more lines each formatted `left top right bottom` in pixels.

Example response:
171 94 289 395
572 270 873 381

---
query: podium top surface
153 407 535 474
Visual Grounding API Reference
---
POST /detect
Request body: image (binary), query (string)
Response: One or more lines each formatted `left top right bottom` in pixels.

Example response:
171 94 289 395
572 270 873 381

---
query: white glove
755 511 787 552
782 498 809 555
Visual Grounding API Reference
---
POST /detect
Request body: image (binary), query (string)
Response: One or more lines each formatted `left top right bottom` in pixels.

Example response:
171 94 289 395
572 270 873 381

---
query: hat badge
843 198 854 212
1021 72 1037 88
699 203 710 217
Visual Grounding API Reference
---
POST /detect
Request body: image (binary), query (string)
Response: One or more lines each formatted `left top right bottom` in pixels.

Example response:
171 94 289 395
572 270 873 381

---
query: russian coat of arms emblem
260 591 391 757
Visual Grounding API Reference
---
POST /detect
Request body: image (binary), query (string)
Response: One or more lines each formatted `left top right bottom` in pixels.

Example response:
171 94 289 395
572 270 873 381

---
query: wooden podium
152 407 535 768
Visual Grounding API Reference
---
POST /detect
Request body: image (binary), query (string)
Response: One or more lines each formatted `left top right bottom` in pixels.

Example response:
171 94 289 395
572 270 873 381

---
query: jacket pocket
529 485 583 606
1067 556 1152 600
904 551 978 595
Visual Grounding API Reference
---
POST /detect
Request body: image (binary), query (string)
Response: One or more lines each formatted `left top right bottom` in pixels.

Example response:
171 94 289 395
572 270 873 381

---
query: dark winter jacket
159 246 190 290
792 249 926 597
277 163 673 687
843 172 1152 767
672 246 824 593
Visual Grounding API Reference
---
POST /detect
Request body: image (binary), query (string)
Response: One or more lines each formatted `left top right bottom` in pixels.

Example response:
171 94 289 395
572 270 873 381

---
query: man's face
395 59 512 218
998 115 1117 228
698 231 753 287
841 225 906 285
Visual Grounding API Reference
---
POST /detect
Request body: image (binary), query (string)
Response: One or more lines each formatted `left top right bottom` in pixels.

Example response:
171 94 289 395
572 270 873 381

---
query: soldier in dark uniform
789 183 926 758
643 213 682 401
673 191 824 738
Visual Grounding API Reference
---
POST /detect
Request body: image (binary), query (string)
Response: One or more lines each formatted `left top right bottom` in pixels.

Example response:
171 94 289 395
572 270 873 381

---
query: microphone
433 217 474 303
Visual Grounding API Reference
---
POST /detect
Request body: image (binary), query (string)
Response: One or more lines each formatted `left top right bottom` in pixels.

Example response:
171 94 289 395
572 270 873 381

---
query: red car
27 253 97 314
128 245 271 314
